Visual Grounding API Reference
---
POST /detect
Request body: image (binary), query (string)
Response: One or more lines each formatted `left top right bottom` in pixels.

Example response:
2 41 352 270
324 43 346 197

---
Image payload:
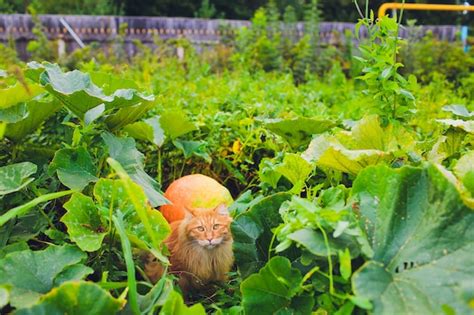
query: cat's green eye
197 226 205 232
213 224 220 230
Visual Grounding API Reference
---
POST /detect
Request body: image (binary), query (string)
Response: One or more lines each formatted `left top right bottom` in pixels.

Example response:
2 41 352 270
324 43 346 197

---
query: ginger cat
145 204 234 293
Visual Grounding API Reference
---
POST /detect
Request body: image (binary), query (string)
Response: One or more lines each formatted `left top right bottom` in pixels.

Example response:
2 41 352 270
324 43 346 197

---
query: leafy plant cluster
0 6 474 315
233 0 343 83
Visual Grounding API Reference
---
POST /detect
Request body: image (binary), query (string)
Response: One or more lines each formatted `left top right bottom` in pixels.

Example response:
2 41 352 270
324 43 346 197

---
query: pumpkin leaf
25 62 109 118
0 242 29 259
53 265 94 287
262 117 334 148
274 153 313 193
123 116 165 147
349 114 403 151
0 103 28 123
104 101 154 131
102 132 168 207
442 105 474 118
258 158 282 189
454 151 474 196
14 281 124 315
436 119 474 133
0 82 43 109
159 111 197 139
25 62 153 120
160 290 206 315
61 193 107 252
172 139 211 163
352 164 474 315
5 98 62 141
89 71 138 93
231 192 292 278
0 245 88 308
287 228 358 257
0 162 37 195
303 134 391 175
49 147 98 191
241 256 312 315
0 285 9 309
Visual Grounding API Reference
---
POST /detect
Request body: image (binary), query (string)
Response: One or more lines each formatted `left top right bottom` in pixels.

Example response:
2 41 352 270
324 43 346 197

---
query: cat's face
184 204 232 249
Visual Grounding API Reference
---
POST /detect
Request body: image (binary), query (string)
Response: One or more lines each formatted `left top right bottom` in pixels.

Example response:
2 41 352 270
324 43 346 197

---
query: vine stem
353 0 365 19
267 229 278 259
392 0 406 116
157 148 162 184
301 265 320 284
315 219 335 295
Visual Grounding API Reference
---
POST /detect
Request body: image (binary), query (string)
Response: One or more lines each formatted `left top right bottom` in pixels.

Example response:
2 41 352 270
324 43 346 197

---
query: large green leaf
436 119 474 133
25 62 153 119
159 111 197 139
241 256 312 315
26 62 109 117
303 134 391 175
89 71 138 93
274 153 313 193
123 116 165 147
160 290 206 315
287 228 359 257
273 194 364 258
0 103 28 123
104 101 154 131
351 164 474 314
0 284 9 308
262 117 334 148
0 245 90 308
349 115 403 151
62 193 107 252
53 265 94 287
455 151 474 192
0 242 29 259
102 133 168 207
231 192 292 278
258 158 282 189
442 105 474 119
0 82 43 109
0 162 37 195
49 147 98 191
427 129 466 164
4 98 62 141
14 281 124 315
172 139 211 162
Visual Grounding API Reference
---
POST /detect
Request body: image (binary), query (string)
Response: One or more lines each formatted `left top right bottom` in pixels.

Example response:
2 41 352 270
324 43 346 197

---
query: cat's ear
183 207 195 220
214 204 229 216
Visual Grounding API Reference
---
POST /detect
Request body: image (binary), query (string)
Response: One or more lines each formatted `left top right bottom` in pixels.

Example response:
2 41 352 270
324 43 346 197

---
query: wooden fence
0 14 460 59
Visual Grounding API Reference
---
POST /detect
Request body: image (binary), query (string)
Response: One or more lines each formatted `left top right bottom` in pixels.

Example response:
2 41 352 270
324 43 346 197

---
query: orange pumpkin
160 174 233 223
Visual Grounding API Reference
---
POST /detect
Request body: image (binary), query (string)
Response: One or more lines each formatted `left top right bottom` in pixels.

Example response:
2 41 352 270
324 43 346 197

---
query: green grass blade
0 190 74 227
112 213 140 315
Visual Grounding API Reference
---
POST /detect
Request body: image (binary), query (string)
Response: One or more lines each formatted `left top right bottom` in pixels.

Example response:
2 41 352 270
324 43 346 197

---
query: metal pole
378 3 474 18
462 1 470 52
59 17 85 48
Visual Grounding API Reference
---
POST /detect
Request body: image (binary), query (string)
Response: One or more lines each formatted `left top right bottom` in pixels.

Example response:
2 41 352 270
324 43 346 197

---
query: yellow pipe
378 3 474 18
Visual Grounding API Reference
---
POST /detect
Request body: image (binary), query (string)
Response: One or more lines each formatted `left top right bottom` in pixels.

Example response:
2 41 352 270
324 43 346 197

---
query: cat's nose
207 238 212 243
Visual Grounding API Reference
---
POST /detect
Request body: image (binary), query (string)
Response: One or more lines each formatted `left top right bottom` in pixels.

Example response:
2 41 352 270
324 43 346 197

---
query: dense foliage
1 0 473 25
1 5 474 315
